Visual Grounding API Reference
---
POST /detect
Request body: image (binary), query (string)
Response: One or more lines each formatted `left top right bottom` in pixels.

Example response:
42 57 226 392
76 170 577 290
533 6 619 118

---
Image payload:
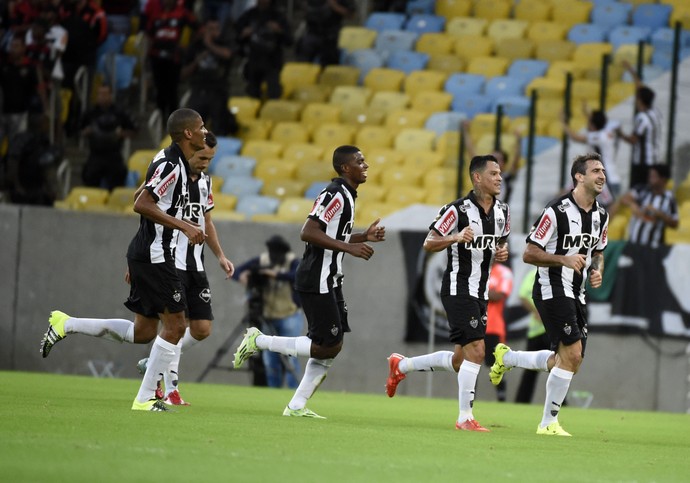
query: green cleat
489 343 512 386
131 398 172 412
232 327 262 369
282 406 326 419
536 422 572 436
40 311 70 358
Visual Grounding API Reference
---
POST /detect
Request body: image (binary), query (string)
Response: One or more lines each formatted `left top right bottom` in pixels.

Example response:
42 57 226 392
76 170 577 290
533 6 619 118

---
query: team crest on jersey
458 203 468 213
593 219 600 232
557 200 570 212
200 185 208 199
497 217 505 232
563 324 572 336
330 325 339 336
199 288 211 303
173 291 181 303
470 317 478 329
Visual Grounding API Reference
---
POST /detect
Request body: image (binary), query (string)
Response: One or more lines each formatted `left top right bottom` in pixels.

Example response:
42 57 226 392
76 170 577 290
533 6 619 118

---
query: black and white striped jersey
429 191 511 300
632 109 661 166
175 172 214 272
526 192 609 303
295 178 356 294
627 186 677 248
127 144 190 264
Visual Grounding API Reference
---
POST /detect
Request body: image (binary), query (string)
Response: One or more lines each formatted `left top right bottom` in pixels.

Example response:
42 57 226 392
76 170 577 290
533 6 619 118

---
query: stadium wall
1 204 688 413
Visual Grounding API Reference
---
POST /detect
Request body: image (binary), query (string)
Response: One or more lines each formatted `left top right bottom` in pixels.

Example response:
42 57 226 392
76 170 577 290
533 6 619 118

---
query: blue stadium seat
406 0 435 15
507 59 549 85
444 73 485 97
632 4 673 31
404 14 446 34
494 95 531 118
211 155 256 178
424 111 467 136
235 195 280 218
651 27 690 53
220 176 263 197
568 23 606 45
451 94 493 119
365 12 407 33
651 47 690 71
96 33 126 61
591 3 633 30
386 50 430 75
484 75 528 99
608 26 651 50
374 30 419 58
344 49 385 81
215 136 243 158
305 181 329 199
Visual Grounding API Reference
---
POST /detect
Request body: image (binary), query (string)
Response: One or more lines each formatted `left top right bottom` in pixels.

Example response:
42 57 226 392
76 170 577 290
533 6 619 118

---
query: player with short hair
490 153 609 436
386 154 510 432
232 145 386 418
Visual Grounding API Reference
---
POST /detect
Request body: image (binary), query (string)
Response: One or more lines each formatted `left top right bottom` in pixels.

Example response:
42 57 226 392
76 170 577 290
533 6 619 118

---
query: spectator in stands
235 0 292 99
461 120 521 204
619 164 678 248
145 0 197 120
296 0 355 67
80 84 137 189
181 17 238 136
562 110 621 207
484 260 513 402
5 0 42 39
372 0 408 12
617 60 662 189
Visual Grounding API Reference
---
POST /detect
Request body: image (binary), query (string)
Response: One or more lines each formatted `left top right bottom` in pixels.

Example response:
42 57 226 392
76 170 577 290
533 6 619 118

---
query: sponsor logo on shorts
173 291 182 303
199 288 211 303
437 210 457 235
330 325 339 336
534 215 551 240
469 317 478 329
563 324 572 336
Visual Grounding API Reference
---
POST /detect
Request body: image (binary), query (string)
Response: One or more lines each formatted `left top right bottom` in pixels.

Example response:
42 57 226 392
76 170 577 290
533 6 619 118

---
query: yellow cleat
489 343 512 385
40 311 70 358
536 422 572 436
131 398 172 412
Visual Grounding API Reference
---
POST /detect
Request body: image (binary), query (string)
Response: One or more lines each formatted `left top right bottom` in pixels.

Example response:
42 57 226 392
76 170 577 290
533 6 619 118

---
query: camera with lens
246 266 268 321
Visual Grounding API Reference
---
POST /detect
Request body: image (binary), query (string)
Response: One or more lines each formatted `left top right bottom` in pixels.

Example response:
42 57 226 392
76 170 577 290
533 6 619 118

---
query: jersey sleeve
502 203 511 239
206 176 215 212
144 159 178 202
596 212 609 251
526 207 556 248
308 189 343 227
429 203 459 235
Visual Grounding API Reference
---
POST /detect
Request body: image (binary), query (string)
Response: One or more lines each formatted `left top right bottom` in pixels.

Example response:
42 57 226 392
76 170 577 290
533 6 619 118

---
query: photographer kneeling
233 235 303 388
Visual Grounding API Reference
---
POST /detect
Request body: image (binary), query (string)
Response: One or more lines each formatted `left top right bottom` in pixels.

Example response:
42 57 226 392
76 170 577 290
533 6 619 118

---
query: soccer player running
40 109 208 411
489 153 609 436
232 145 386 418
386 155 510 432
136 131 235 405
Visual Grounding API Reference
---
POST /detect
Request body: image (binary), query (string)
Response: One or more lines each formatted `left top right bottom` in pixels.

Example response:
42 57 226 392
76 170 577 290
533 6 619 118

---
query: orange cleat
164 389 190 406
455 419 490 432
385 353 406 398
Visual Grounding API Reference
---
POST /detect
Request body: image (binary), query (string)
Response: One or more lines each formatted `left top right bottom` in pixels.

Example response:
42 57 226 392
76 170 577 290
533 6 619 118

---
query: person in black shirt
385 155 510 432
296 0 355 67
232 145 386 418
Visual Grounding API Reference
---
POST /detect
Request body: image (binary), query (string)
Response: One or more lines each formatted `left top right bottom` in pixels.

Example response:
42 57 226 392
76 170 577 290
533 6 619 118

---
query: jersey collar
334 177 357 199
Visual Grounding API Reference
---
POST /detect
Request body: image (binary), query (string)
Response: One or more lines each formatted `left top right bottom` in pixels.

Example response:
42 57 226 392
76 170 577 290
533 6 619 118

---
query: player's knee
311 341 342 359
190 321 211 341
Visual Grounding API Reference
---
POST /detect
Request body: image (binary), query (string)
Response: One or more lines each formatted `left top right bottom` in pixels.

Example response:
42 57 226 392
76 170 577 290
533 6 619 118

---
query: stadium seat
355 184 387 203
318 65 360 87
341 105 386 127
356 202 398 225
568 23 607 45
280 62 321 98
301 102 342 131
494 95 532 118
127 149 158 184
289 85 331 104
219 176 263 197
369 91 410 114
608 26 651 50
54 187 110 211
591 2 633 30
269 122 309 146
100 54 138 91
254 158 296 182
379 165 424 188
259 100 302 122
96 33 126 63
453 35 494 62
235 194 280 218
508 59 550 85
485 76 528 99
305 181 329 199
210 154 256 178
329 86 372 108
466 56 509 77
105 187 137 213
355 125 394 151
271 197 317 223
487 19 529 43
283 143 324 164
632 3 672 31
214 136 243 158
651 28 690 54
338 26 377 54
365 12 407 32
311 123 356 150
552 0 593 29
415 32 455 55
495 38 536 61
571 79 601 104
468 113 507 140
535 39 576 62
444 73 485 96
403 150 444 170
260 179 306 199
394 128 436 152
363 67 406 92
451 94 493 118
515 0 552 22
424 111 467 136
404 14 446 34
411 91 453 113
343 49 384 81
424 167 458 190
520 135 560 157
240 140 283 163
473 0 512 21
526 76 566 99
229 96 261 123
374 30 419 57
385 50 430 75
404 70 447 96
547 60 585 80
237 119 272 142
295 161 336 184
435 0 472 20
406 0 435 15
670 5 690 31
211 192 237 212
384 109 430 132
385 185 426 206
527 21 568 42
446 17 488 38
366 148 405 172
426 54 464 74
572 43 614 69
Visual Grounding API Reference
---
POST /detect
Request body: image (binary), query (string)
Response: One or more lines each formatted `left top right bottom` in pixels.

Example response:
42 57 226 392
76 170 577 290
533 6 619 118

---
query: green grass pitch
2 371 689 482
